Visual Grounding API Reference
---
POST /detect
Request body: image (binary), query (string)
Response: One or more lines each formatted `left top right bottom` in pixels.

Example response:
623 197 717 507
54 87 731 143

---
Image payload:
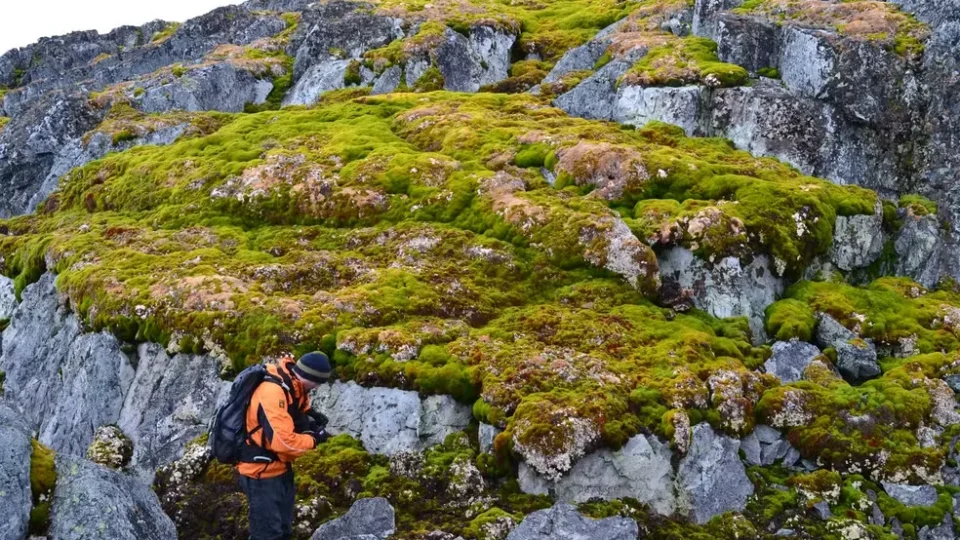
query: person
237 351 332 540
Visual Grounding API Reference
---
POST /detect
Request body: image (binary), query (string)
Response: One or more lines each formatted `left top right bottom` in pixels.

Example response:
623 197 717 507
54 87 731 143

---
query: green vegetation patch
621 37 749 88
151 22 182 44
29 440 56 536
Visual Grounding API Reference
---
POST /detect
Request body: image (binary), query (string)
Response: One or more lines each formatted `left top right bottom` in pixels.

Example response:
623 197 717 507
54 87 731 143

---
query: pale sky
0 0 244 56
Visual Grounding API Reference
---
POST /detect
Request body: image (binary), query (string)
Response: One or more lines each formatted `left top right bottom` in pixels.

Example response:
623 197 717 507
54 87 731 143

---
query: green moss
29 440 56 536
112 130 137 146
465 508 520 539
899 194 937 217
765 298 816 341
413 66 445 92
757 66 780 79
621 37 749 88
171 64 186 78
344 60 363 87
151 22 182 44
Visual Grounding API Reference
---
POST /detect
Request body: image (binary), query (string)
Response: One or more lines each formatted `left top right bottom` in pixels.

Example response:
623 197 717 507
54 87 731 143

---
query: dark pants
239 469 295 540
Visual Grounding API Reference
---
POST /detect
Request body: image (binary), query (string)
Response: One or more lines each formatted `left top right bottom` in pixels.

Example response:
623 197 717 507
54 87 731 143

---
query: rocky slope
2 0 960 539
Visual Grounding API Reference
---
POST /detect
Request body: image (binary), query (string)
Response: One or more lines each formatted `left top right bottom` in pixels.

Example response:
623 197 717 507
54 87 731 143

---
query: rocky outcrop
135 62 274 113
118 343 228 479
518 434 677 515
0 403 33 540
0 92 105 217
677 423 753 524
895 211 943 288
506 503 639 540
434 26 516 92
658 247 783 343
764 340 821 384
311 380 472 455
739 424 806 469
1 7 285 116
49 456 176 540
285 60 354 106
311 497 395 540
0 275 16 320
0 274 227 476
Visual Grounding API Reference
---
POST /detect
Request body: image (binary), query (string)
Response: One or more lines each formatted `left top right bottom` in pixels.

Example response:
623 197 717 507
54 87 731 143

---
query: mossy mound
734 0 930 57
0 91 881 464
29 439 56 536
621 36 749 88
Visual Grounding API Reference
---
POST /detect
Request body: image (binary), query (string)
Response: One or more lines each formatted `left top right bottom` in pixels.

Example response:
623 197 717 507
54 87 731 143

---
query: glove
307 410 329 428
305 428 329 447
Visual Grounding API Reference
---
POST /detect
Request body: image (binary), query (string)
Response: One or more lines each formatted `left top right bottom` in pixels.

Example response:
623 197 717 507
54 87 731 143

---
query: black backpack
209 364 288 465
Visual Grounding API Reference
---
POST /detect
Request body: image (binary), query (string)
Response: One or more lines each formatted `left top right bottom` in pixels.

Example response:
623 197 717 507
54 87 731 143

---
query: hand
307 410 329 428
306 429 329 447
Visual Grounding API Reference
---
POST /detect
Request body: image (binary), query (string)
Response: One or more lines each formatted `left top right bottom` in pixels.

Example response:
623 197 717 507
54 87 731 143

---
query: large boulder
435 26 516 92
506 502 638 540
0 403 33 540
677 423 754 524
895 210 943 288
311 381 472 455
49 456 177 540
553 59 633 120
764 340 821 384
658 247 783 343
613 85 703 136
284 60 353 106
518 434 677 515
311 497 395 540
134 62 274 113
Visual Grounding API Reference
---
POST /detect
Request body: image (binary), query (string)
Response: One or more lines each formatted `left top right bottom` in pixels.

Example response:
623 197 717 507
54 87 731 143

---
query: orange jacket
237 360 316 479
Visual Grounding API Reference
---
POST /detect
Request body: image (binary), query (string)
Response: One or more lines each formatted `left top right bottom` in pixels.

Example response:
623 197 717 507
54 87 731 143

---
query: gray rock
760 439 785 466
436 26 516 92
764 340 821 383
1 273 227 476
830 202 885 271
284 60 350 106
311 381 471 455
658 247 783 343
0 276 16 320
118 343 229 480
49 456 176 540
693 0 745 39
869 502 885 526
371 65 402 95
895 211 943 288
311 497 395 540
134 62 273 114
613 85 703 135
1 274 133 457
881 482 939 507
553 60 632 120
814 314 857 350
506 502 638 540
834 340 881 383
945 374 960 395
677 423 754 524
813 501 831 521
0 403 33 540
543 24 617 84
479 422 503 454
518 434 677 515
419 394 474 448
753 424 782 444
919 513 956 540
739 432 761 465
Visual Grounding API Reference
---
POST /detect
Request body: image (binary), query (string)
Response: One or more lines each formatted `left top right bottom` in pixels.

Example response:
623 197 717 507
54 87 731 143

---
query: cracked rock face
311 381 472 455
50 456 177 540
506 503 639 540
677 423 753 524
0 273 227 476
0 403 33 540
881 482 939 507
658 247 783 343
311 497 396 540
518 433 677 515
830 202 885 271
